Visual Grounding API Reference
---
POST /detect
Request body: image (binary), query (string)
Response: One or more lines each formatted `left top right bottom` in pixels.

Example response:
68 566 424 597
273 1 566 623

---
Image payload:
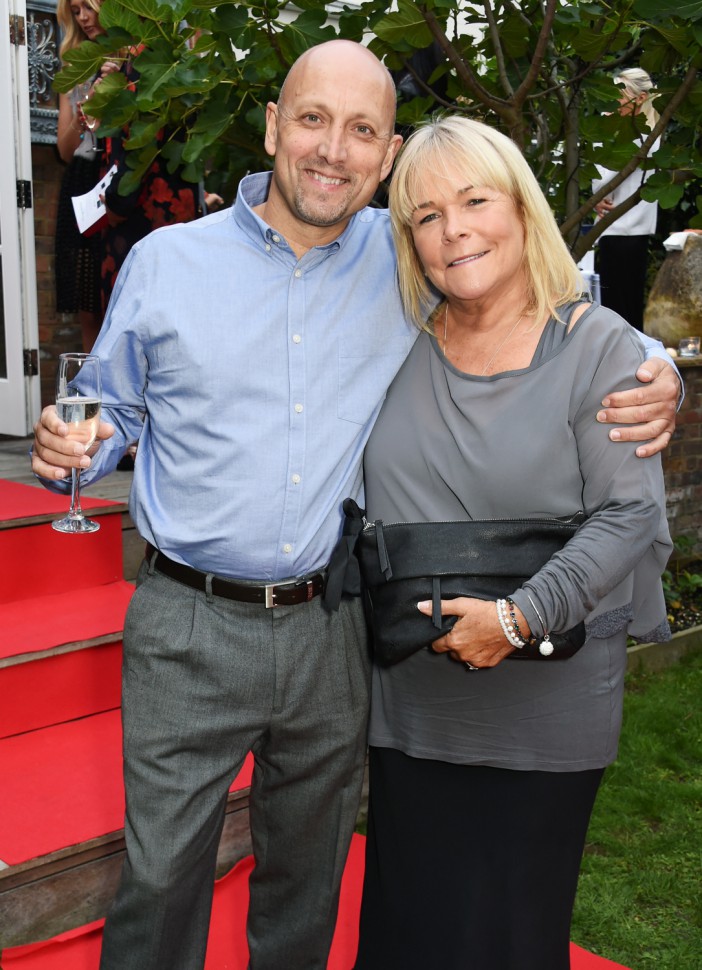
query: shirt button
271 234 280 243
283 543 292 554
292 474 301 484
294 403 303 413
294 269 302 278
292 334 302 343
265 243 271 252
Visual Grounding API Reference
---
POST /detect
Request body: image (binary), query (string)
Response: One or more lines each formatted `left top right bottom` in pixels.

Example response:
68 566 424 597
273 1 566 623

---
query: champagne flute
52 353 102 534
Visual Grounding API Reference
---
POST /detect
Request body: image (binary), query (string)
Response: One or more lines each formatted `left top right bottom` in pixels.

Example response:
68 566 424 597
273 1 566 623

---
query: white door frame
0 0 41 436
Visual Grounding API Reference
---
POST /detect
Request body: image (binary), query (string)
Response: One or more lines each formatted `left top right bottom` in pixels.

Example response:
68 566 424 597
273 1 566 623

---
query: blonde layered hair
615 68 660 130
388 115 584 328
56 0 102 59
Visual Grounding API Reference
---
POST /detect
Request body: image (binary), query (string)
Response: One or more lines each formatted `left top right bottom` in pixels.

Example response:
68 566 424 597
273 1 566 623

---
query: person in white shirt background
592 68 660 331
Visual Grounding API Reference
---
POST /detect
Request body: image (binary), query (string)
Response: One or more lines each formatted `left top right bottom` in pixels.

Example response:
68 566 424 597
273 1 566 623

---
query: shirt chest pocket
338 337 415 425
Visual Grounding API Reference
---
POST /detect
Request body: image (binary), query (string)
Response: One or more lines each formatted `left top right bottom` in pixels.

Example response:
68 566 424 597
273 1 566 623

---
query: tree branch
420 5 509 113
482 0 514 98
512 0 558 109
502 0 532 29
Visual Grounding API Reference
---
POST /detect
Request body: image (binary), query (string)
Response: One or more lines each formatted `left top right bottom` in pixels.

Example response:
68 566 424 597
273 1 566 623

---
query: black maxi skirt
354 746 604 970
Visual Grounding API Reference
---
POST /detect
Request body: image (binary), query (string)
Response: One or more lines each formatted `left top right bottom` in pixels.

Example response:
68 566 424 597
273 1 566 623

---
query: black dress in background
54 108 103 316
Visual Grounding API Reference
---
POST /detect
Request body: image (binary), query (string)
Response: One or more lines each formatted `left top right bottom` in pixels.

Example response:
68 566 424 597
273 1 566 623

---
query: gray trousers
99 561 370 970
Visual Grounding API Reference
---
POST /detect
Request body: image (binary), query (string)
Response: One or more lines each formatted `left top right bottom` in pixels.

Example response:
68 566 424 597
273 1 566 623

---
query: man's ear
381 133 404 181
264 102 278 158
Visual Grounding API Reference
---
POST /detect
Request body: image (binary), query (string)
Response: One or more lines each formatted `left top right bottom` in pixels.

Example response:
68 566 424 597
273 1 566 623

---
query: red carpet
2 835 631 969
0 711 126 864
0 478 118 522
0 639 123 739
0 582 134 661
0 478 134 665
0 710 253 866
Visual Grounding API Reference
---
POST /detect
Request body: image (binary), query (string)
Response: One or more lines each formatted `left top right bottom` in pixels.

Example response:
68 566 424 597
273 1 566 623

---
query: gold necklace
442 303 525 375
479 314 525 375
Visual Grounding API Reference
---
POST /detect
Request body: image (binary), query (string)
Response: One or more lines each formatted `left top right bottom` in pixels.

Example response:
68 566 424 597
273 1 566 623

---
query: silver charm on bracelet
525 594 555 656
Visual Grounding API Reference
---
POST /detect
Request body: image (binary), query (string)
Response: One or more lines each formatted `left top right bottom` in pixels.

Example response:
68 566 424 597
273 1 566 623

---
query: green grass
572 649 702 968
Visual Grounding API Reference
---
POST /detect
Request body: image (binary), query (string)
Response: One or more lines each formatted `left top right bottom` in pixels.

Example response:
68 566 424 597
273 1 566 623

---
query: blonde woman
54 0 118 350
354 115 671 970
593 68 660 331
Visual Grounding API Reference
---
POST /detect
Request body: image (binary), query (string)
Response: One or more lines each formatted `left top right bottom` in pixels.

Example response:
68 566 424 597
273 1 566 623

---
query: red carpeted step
0 710 253 867
0 580 134 666
0 580 134 738
0 509 125 605
0 479 135 738
0 834 631 970
0 639 123 739
0 581 134 662
0 711 126 866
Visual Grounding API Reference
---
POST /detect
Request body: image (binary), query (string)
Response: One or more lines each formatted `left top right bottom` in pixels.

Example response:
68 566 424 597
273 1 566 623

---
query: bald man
32 40 678 970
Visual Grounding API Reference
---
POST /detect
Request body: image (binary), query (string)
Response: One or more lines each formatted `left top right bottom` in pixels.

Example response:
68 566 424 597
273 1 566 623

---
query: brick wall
664 360 702 559
32 143 82 408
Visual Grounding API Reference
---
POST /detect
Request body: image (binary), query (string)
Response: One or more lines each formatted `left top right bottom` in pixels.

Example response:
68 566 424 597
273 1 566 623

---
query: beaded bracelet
496 598 526 649
506 597 536 645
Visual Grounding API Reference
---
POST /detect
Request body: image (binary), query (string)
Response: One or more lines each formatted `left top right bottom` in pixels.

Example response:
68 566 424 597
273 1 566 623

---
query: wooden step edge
0 503 128 531
0 786 251 893
0 787 254 949
0 830 126 894
0 633 124 670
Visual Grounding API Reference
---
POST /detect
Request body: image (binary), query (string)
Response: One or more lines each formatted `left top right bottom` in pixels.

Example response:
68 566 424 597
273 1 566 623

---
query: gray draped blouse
363 302 672 771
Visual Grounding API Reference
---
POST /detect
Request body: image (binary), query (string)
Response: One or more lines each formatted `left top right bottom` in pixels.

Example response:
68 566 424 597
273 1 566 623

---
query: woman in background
54 0 118 350
593 68 660 331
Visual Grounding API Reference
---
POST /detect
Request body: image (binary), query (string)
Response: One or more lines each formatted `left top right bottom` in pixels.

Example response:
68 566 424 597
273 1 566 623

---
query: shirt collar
235 171 366 255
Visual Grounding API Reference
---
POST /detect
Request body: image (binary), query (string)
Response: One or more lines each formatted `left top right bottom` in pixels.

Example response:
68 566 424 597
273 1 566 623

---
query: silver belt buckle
264 577 315 608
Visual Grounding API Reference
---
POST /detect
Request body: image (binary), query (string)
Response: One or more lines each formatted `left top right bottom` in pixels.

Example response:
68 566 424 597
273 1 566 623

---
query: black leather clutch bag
332 499 587 667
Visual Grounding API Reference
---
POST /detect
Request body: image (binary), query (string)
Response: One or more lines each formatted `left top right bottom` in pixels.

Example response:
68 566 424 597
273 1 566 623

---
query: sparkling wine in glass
52 353 102 534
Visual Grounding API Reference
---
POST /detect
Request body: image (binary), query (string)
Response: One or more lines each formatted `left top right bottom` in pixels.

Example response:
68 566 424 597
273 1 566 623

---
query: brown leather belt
145 544 326 608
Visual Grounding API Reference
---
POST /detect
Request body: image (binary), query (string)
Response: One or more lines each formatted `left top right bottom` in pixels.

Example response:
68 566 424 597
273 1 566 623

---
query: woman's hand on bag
418 597 516 668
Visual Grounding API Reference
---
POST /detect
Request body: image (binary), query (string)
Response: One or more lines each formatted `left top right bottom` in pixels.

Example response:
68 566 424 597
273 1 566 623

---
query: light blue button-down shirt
79 172 417 580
